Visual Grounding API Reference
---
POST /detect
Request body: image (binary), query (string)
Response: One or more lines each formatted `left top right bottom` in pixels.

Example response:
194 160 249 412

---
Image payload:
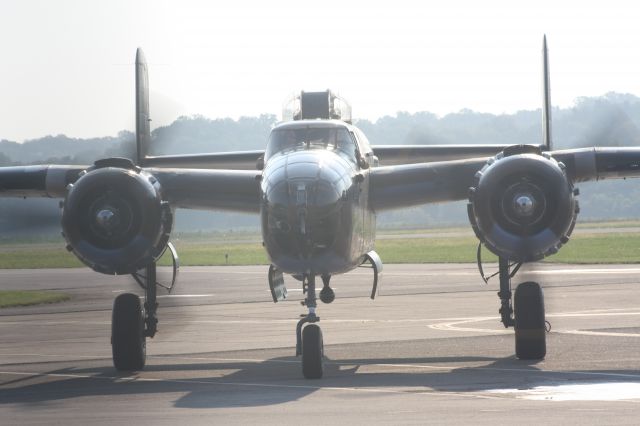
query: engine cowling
61 160 173 275
467 147 578 262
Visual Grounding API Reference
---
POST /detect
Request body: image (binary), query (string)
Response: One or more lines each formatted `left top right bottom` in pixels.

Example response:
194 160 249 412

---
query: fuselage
260 120 376 275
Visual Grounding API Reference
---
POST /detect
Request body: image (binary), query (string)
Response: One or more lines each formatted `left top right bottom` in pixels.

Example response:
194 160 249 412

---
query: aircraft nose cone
261 150 352 267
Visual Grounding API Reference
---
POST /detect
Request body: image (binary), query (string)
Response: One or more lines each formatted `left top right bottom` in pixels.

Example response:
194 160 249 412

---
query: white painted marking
428 308 640 336
529 268 640 275
548 312 640 318
429 318 511 334
350 267 640 277
0 352 108 359
0 321 110 326
488 383 640 401
156 294 215 298
556 330 640 338
96 292 214 297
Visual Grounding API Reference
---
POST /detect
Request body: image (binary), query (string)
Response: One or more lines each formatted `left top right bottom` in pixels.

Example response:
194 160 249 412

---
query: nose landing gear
296 274 324 379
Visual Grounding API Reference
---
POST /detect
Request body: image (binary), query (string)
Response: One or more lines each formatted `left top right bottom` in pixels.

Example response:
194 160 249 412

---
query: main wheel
112 293 146 371
514 281 546 360
302 324 324 379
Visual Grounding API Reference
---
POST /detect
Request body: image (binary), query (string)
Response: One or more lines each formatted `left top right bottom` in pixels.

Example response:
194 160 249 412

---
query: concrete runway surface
2 263 640 425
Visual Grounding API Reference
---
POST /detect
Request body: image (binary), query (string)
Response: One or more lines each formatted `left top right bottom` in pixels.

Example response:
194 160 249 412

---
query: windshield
266 127 357 162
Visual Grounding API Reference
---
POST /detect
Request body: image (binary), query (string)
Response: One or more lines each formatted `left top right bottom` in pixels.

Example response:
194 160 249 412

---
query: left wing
369 157 486 210
371 144 545 166
370 145 640 262
370 146 640 211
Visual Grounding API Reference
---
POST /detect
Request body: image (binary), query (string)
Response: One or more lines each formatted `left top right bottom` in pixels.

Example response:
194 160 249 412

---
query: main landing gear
111 262 159 371
495 257 547 360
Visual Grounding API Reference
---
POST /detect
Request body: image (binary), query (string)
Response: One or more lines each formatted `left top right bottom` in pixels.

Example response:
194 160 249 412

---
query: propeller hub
95 208 119 231
513 194 535 217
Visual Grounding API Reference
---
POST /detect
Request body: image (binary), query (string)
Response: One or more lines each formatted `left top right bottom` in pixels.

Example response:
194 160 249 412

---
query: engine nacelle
61 159 173 275
467 146 578 262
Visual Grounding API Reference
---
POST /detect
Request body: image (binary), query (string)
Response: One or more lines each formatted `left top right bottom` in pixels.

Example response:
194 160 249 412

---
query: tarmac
2 263 640 424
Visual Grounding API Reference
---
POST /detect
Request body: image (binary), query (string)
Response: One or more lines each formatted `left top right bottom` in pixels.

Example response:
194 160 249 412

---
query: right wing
0 163 261 213
143 151 264 170
0 159 261 275
151 167 260 212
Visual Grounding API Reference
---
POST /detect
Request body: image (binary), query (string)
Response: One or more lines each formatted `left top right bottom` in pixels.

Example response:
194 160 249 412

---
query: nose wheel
301 323 324 379
296 274 325 378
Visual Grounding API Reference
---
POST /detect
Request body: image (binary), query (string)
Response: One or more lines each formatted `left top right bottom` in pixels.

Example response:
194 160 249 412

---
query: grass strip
0 232 639 268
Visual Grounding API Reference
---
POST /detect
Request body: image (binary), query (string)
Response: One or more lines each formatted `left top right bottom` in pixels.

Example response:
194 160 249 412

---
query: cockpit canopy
282 90 352 123
265 124 358 163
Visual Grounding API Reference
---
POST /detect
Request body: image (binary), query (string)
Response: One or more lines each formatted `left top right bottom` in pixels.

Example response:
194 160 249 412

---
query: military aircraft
2 37 640 379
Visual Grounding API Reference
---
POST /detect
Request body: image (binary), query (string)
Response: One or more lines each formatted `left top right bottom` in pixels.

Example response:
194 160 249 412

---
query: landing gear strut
497 257 515 328
111 262 159 371
495 257 546 360
296 274 324 379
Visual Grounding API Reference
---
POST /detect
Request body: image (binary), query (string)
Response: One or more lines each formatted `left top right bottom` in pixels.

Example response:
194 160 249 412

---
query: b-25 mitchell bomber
2 37 640 379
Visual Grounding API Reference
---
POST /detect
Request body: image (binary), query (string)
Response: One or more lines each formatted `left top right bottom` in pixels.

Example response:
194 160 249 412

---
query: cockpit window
266 127 357 162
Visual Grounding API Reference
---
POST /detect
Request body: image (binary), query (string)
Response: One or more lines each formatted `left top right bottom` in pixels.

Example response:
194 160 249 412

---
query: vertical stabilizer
135 48 151 165
541 35 552 151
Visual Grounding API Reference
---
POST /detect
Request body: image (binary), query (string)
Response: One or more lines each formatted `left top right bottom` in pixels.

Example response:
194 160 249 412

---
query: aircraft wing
370 146 640 211
0 164 261 213
150 167 260 212
371 144 545 165
143 150 264 170
369 157 486 210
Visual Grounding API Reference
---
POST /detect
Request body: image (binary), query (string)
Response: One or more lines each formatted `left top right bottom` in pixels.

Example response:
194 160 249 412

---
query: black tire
112 293 146 371
302 324 323 379
514 281 546 360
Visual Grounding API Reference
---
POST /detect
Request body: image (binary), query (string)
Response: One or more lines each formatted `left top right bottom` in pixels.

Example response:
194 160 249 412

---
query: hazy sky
1 0 640 141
